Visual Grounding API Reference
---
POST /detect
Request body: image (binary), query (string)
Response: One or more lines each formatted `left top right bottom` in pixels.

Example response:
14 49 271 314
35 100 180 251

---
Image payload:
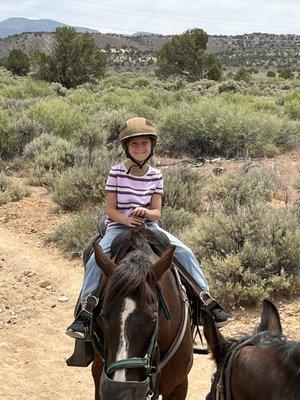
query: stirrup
200 291 218 308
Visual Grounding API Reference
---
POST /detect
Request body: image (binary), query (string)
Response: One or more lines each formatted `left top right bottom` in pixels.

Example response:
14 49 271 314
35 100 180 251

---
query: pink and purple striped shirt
105 163 164 230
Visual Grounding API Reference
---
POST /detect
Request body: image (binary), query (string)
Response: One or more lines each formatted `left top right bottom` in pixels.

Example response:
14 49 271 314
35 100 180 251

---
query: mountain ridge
0 17 99 38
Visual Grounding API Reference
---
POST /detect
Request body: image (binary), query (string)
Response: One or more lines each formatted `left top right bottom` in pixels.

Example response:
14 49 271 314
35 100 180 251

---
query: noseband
101 314 159 400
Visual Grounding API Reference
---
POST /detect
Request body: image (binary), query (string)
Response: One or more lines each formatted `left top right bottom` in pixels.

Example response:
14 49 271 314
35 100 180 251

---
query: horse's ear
93 242 117 277
256 299 282 334
201 308 229 364
151 245 176 281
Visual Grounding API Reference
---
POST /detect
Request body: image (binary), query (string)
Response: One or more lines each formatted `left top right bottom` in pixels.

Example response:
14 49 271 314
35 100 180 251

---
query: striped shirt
105 163 163 230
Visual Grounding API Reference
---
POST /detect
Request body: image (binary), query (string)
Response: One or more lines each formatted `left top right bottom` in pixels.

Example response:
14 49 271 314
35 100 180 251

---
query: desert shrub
23 132 57 159
52 149 113 210
0 77 54 100
47 210 102 256
73 120 107 165
186 204 300 307
1 116 43 158
27 137 76 187
99 109 134 148
1 98 37 111
278 68 294 79
204 167 278 213
218 80 239 93
0 172 31 204
163 165 206 214
27 99 87 138
282 91 300 120
52 166 100 210
160 206 196 237
129 77 150 88
234 68 252 82
157 100 295 157
0 110 13 158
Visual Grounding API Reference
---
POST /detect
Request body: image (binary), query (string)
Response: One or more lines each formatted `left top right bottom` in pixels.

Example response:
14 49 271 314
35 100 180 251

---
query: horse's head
202 299 300 400
93 242 176 385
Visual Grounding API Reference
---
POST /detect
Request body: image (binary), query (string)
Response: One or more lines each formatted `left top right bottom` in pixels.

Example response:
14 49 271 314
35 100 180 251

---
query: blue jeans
80 224 209 304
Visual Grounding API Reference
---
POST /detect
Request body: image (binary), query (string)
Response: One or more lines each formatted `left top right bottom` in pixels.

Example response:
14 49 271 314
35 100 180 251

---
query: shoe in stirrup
66 309 92 339
200 291 233 328
66 294 98 339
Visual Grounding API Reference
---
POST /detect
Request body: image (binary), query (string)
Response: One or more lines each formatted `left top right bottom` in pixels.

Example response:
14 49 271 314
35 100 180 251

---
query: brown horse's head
93 241 176 384
202 299 300 400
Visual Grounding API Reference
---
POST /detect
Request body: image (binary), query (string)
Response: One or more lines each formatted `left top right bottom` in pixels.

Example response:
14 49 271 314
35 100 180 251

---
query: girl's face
127 136 152 162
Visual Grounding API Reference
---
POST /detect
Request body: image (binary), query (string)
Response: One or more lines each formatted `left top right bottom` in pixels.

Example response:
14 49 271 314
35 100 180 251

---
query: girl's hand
125 216 145 227
129 207 148 218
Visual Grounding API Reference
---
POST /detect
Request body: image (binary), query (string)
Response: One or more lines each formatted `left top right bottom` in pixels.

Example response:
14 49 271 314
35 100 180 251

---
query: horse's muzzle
100 370 151 400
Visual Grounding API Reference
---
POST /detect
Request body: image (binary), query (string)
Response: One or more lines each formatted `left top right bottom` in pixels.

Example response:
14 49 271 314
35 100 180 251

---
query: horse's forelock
103 250 156 306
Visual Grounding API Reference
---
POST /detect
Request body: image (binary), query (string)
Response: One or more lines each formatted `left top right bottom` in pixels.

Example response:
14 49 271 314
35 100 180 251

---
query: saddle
67 225 204 367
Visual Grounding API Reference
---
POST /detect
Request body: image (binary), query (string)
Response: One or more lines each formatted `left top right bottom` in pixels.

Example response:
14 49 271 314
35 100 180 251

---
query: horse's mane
227 332 300 376
103 249 157 306
275 340 300 376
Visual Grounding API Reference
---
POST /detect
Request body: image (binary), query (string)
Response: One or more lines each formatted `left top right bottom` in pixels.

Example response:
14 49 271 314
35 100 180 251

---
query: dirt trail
0 179 299 400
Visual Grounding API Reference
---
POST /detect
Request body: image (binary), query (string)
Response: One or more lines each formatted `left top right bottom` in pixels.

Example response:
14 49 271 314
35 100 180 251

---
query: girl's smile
127 136 152 162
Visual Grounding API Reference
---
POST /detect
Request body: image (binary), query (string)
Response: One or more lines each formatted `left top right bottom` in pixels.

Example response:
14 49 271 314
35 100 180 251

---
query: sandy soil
0 168 299 400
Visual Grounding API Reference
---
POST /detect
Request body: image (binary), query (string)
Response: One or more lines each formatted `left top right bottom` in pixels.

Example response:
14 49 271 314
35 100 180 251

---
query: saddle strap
158 268 190 370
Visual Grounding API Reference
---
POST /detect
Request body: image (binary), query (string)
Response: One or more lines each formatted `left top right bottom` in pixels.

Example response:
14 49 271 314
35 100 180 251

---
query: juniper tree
5 49 30 76
32 27 107 88
156 28 222 81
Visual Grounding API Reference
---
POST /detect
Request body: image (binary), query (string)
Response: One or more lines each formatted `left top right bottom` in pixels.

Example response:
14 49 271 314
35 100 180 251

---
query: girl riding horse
66 117 232 339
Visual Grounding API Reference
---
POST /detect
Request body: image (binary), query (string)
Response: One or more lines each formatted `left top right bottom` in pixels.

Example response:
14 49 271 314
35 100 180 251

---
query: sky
0 0 300 36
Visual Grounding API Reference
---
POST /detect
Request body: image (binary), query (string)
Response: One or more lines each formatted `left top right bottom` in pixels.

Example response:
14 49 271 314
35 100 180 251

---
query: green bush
27 99 87 138
282 91 300 120
0 110 13 158
0 77 54 100
218 80 239 93
1 116 42 158
0 172 31 204
27 137 76 187
163 165 206 214
234 68 252 82
52 149 113 210
157 100 296 157
186 204 300 307
46 210 102 256
4 49 30 76
204 167 278 213
160 206 196 237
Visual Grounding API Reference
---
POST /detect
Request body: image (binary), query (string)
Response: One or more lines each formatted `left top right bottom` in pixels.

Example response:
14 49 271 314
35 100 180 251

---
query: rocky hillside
0 31 299 71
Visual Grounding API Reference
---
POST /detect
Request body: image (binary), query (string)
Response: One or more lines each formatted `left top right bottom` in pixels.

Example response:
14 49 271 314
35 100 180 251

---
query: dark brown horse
91 232 193 400
202 299 300 400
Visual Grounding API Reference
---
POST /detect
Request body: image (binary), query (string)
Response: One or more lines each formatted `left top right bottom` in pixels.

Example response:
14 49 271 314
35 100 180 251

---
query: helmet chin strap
125 148 154 175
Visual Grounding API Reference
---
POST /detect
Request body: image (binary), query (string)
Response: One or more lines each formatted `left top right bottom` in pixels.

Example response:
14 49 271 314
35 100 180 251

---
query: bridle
98 268 190 400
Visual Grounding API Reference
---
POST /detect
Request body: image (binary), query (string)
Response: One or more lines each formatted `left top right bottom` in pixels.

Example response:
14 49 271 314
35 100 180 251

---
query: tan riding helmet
119 117 157 152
